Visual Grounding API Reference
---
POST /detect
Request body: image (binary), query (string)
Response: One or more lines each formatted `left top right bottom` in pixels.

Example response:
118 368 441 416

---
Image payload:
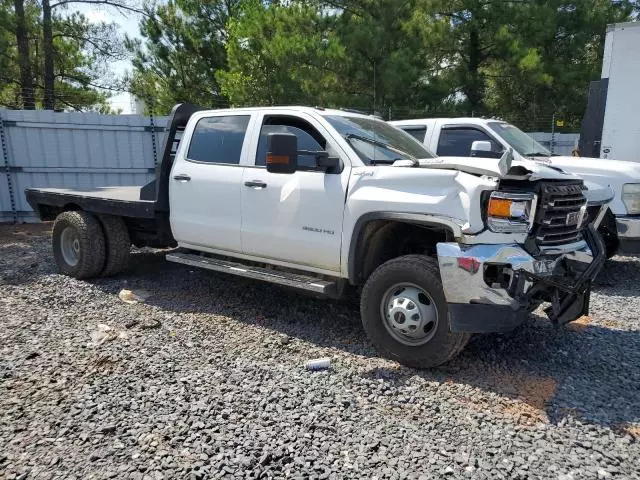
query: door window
255 116 329 171
436 127 502 157
187 115 250 164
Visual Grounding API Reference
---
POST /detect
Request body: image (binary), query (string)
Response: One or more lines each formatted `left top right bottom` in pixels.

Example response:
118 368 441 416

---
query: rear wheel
52 211 106 279
360 254 470 368
97 214 131 276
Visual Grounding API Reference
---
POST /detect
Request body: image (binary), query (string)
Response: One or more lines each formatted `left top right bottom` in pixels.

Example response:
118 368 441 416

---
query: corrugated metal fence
0 109 168 222
0 109 580 223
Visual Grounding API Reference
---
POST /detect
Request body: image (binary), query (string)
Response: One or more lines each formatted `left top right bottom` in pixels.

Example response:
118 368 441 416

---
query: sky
72 4 143 113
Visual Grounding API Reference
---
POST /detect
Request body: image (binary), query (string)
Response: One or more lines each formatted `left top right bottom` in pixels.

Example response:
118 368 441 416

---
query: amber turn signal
487 198 513 218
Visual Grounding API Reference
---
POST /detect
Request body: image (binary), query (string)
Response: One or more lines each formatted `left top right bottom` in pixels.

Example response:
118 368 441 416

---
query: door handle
244 180 267 188
173 174 191 182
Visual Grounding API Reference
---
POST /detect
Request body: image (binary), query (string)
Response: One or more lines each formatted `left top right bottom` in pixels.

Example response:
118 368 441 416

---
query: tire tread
52 211 106 279
361 254 471 368
97 214 131 276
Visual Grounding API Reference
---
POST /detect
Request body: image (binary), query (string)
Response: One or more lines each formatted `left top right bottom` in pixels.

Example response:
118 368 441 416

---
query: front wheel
360 255 470 369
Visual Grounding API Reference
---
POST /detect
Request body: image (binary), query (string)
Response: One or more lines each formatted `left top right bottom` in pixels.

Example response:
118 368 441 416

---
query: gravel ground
1 223 639 480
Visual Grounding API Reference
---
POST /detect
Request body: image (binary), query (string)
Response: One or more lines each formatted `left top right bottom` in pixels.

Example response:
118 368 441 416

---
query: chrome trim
487 191 535 233
616 216 640 240
592 204 609 229
539 239 588 255
490 191 536 201
436 241 594 308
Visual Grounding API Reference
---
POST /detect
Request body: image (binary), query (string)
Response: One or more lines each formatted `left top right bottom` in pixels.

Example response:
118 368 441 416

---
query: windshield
487 122 551 157
324 115 436 164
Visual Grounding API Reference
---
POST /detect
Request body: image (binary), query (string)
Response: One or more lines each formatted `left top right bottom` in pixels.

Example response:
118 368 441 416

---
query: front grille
533 182 587 246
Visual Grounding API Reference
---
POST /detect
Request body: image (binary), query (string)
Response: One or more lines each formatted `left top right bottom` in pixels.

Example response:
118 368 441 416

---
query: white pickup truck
25 104 609 368
391 117 640 257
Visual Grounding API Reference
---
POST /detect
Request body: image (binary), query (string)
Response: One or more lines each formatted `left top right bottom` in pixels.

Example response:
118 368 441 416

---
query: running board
166 251 339 296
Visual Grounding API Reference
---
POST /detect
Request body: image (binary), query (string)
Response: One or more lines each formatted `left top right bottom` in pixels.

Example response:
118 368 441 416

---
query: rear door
240 112 350 272
169 112 255 253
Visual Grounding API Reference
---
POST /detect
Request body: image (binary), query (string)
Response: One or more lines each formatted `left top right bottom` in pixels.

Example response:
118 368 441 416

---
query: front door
240 113 350 272
169 113 253 253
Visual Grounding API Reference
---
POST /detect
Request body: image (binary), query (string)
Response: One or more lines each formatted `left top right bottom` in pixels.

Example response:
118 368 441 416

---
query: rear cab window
187 115 251 165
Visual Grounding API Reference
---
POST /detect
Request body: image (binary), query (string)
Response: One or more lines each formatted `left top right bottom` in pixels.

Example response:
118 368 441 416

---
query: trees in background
125 0 241 113
0 0 134 111
1 0 638 117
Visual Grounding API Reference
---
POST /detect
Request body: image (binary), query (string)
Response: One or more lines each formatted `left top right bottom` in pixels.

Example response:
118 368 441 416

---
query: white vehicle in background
391 117 640 257
580 21 640 164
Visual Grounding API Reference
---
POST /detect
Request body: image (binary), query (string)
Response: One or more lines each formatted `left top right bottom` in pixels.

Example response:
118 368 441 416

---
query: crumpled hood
416 156 577 181
414 156 614 206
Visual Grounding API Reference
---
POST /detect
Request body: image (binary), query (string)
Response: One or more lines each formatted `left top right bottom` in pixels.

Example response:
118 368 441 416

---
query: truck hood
523 155 640 213
414 156 614 206
533 156 640 182
415 156 577 181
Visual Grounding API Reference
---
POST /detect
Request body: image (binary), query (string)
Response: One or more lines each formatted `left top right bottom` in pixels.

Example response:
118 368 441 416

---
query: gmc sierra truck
391 117 640 257
26 104 610 368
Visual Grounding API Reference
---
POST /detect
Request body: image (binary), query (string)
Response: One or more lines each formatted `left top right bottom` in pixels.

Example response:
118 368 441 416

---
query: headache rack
532 181 587 247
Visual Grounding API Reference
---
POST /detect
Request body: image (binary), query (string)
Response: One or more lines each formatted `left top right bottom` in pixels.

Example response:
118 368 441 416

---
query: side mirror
471 140 503 159
267 133 298 174
315 152 340 172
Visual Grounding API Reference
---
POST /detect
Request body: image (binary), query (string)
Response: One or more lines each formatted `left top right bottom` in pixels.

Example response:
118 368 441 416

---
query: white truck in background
391 117 640 257
580 21 640 163
26 104 610 368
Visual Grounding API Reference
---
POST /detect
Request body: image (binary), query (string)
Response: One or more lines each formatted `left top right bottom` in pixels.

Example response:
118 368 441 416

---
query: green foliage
0 0 123 111
126 0 240 113
3 0 638 120
218 0 346 106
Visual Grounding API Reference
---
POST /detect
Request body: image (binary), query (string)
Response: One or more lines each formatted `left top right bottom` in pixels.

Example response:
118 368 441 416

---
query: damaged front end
436 179 610 334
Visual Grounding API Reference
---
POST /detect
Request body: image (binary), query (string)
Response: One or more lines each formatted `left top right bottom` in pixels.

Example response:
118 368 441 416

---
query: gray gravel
1 223 639 480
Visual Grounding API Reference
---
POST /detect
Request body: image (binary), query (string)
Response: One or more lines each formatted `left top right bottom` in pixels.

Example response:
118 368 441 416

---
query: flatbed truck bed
25 104 203 248
26 187 155 218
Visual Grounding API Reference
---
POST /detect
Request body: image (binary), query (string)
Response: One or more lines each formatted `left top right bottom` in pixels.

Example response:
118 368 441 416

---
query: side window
400 126 427 143
256 117 327 170
436 128 502 157
187 115 250 164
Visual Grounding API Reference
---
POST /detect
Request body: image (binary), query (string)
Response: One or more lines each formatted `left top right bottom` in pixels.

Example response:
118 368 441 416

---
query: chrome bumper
436 225 605 332
616 216 640 254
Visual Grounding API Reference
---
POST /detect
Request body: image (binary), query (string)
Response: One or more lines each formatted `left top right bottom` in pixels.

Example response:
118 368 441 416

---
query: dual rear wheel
52 211 131 279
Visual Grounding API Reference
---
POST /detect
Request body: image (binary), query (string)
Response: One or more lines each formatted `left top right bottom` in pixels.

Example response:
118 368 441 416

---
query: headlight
486 192 535 233
622 183 640 214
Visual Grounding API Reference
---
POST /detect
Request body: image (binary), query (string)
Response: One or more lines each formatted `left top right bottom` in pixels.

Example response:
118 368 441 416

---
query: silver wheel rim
60 226 81 267
380 283 439 346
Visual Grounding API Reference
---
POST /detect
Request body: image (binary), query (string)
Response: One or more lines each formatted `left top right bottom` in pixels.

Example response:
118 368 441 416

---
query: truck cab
26 104 610 369
391 117 640 256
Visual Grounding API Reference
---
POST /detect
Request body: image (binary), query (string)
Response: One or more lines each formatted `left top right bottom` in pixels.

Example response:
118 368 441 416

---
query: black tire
598 210 619 259
598 227 619 259
52 211 106 279
97 214 131 276
360 254 470 369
